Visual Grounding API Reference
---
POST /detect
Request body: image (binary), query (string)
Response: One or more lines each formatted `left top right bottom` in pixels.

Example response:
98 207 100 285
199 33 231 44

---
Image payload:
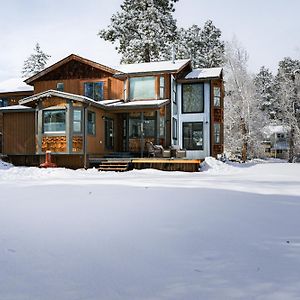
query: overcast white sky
0 0 299 82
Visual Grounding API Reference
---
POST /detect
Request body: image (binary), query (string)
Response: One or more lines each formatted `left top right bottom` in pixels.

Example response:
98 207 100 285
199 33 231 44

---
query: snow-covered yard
1 159 300 300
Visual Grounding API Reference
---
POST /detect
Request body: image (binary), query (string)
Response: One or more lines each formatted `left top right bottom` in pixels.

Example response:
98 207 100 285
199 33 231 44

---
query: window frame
172 117 178 140
73 108 82 133
129 76 156 100
213 86 221 107
87 111 96 136
43 109 66 134
182 82 205 114
84 81 104 101
214 123 221 144
105 117 114 150
56 82 64 92
182 122 204 151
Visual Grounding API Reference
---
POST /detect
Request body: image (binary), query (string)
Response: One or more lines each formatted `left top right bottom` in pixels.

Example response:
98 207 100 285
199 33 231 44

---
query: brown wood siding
210 79 224 157
34 77 123 101
87 107 105 155
34 79 81 95
3 112 35 154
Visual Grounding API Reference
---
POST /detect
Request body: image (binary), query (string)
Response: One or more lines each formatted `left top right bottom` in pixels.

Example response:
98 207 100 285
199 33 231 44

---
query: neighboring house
0 89 34 153
0 54 224 168
262 125 290 159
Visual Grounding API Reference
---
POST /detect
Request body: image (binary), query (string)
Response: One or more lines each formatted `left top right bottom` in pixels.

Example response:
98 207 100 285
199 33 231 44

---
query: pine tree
274 57 300 160
98 0 178 63
254 66 276 118
22 43 51 78
176 20 224 68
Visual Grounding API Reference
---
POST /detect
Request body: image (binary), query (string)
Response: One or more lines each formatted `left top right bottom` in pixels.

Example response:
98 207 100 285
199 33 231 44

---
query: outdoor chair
146 141 170 158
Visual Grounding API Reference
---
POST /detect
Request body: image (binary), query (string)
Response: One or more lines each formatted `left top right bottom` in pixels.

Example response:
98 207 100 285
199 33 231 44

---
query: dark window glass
84 82 104 101
87 111 96 135
129 118 141 138
172 117 177 140
0 98 8 107
182 83 204 113
73 109 82 133
56 82 64 92
43 110 66 133
144 119 156 137
105 118 114 150
183 122 203 150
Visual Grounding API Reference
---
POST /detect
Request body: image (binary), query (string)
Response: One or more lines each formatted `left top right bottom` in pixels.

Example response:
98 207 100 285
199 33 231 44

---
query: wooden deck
131 158 201 172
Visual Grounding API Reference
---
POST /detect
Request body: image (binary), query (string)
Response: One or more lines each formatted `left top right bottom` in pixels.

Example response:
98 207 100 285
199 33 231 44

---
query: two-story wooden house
0 54 223 168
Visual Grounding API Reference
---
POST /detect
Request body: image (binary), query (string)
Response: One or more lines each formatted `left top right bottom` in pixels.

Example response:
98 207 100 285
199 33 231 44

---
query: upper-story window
56 82 64 92
214 86 221 107
182 83 204 113
130 76 155 100
160 76 165 99
84 82 104 101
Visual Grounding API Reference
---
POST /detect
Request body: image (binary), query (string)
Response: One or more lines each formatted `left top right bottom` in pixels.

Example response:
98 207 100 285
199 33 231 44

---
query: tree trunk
288 126 295 162
241 118 248 162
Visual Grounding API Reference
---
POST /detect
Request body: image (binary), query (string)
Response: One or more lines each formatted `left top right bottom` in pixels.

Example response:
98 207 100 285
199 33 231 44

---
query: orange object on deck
39 151 57 168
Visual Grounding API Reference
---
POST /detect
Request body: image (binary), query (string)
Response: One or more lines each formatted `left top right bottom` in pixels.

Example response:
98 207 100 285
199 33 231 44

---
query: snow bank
200 156 236 173
0 159 13 170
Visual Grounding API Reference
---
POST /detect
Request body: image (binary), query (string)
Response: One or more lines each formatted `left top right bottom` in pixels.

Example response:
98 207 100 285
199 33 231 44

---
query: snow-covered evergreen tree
22 43 51 78
274 57 300 160
254 66 276 118
176 20 224 68
224 39 267 160
98 0 178 63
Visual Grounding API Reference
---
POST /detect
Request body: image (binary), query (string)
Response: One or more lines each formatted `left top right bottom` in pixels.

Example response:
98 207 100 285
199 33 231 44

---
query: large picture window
182 83 204 113
43 110 66 133
183 122 203 150
130 77 155 100
87 111 96 135
84 82 104 101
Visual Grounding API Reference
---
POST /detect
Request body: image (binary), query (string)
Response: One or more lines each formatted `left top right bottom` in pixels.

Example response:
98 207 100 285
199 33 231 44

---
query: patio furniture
145 141 170 158
170 145 186 158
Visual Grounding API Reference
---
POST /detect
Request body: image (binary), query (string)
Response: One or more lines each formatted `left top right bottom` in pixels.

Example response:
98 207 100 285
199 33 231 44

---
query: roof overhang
19 90 169 111
113 59 191 79
105 99 169 111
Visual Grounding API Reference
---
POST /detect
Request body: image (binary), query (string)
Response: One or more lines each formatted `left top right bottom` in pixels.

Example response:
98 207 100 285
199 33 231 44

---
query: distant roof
0 104 35 112
0 78 33 93
114 59 191 75
25 54 118 85
263 125 290 135
185 67 223 80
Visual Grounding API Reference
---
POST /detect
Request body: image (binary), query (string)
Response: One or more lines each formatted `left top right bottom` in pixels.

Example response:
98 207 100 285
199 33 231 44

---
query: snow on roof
0 104 33 112
263 125 290 135
0 78 33 93
185 67 223 80
114 59 190 75
105 99 169 109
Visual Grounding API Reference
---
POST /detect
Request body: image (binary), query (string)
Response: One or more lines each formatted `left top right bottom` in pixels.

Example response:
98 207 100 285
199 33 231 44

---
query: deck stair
98 160 131 172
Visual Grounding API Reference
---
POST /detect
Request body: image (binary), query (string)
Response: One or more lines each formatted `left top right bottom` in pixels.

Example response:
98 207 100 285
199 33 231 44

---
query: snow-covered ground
1 158 300 300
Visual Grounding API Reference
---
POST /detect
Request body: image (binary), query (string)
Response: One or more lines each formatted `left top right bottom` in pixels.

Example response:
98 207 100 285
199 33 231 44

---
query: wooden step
98 160 131 172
